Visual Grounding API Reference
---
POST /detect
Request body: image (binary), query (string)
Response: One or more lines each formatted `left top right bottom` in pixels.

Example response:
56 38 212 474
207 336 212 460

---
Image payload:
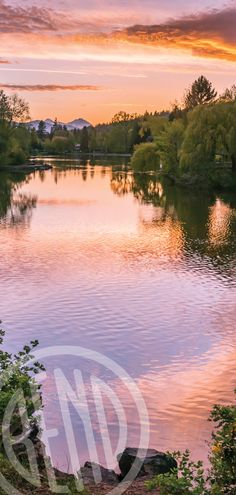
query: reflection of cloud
107 314 236 461
0 83 101 91
0 58 10 64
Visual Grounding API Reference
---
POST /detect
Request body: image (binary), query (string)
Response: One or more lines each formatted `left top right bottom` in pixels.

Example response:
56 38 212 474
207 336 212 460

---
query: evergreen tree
37 120 47 140
184 76 217 110
80 126 89 153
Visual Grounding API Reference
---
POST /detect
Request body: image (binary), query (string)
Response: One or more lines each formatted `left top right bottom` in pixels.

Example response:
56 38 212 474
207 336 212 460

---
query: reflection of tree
111 171 165 205
50 157 129 185
0 173 37 227
111 172 134 196
110 171 236 278
133 173 165 207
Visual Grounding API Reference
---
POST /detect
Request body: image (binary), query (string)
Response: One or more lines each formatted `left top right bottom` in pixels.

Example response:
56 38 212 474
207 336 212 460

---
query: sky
0 0 235 124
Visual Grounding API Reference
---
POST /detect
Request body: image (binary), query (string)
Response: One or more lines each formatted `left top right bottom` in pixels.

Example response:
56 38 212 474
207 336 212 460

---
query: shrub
146 450 209 495
0 325 45 452
146 391 236 495
209 397 236 494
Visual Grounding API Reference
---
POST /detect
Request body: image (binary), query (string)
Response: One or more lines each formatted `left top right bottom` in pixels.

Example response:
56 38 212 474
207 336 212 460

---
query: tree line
131 76 236 188
0 76 236 186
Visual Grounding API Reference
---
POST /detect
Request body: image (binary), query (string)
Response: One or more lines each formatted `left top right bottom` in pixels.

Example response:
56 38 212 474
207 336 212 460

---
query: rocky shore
18 442 176 495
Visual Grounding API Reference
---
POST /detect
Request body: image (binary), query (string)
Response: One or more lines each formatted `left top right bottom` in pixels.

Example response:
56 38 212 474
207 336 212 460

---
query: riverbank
1 442 174 495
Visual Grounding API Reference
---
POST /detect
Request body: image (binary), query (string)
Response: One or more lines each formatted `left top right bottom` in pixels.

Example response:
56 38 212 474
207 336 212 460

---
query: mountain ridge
27 118 91 133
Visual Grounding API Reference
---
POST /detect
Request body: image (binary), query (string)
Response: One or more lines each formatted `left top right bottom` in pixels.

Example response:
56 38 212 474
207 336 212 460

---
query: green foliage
80 126 89 153
131 143 160 171
209 396 236 494
0 90 30 123
44 135 74 154
37 120 47 140
184 76 217 110
180 105 216 174
112 111 137 123
146 392 236 495
0 326 45 451
146 450 208 495
0 90 31 167
140 115 167 140
156 120 185 173
180 102 236 180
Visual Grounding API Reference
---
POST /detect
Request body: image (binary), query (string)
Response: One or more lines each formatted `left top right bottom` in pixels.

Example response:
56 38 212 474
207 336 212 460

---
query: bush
146 450 208 495
0 326 45 452
146 391 236 495
209 398 236 494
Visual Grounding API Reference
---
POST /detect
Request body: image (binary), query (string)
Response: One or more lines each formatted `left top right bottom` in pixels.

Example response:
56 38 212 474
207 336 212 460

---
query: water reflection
0 172 37 228
0 161 236 469
111 170 236 277
208 199 235 247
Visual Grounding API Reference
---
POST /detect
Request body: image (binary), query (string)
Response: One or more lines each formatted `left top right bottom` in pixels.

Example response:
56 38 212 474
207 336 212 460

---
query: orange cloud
0 83 102 91
0 3 235 64
114 7 236 62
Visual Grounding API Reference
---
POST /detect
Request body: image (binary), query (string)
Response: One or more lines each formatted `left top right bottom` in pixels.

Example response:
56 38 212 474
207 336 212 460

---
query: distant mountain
27 118 91 133
66 119 91 131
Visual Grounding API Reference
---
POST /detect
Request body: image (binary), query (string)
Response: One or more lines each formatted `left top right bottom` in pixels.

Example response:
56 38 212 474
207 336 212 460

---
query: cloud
0 0 128 34
0 0 60 33
119 6 236 62
0 83 101 91
0 2 235 64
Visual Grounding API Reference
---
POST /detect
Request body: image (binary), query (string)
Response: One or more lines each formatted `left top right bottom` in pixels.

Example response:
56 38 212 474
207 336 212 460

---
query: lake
0 157 236 473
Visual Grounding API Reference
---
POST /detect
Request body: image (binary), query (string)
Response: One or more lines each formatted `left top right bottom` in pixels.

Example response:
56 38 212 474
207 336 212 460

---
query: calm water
0 158 236 472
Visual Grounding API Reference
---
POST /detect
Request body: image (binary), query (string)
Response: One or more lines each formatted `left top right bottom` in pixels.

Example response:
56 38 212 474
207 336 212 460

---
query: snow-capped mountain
66 119 91 131
27 118 91 133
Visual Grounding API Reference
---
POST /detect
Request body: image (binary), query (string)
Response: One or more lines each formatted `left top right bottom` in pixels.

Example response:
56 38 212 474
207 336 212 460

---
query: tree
169 102 185 122
0 90 32 166
111 112 134 153
111 111 133 124
9 93 30 123
80 126 89 153
180 105 218 174
184 76 217 110
0 91 30 123
37 120 47 140
51 118 59 135
128 120 141 151
156 120 185 173
131 143 160 171
0 90 11 121
45 135 74 154
219 85 236 102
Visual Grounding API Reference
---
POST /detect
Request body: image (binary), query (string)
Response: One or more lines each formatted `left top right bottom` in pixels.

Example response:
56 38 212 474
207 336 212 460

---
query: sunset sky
0 0 235 124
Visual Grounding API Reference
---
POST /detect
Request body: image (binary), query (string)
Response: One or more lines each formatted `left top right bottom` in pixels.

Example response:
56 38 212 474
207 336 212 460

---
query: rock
117 447 177 480
78 462 118 486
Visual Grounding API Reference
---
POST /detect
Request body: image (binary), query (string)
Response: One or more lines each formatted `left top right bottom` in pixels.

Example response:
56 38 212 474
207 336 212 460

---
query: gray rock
78 461 118 486
117 447 177 480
